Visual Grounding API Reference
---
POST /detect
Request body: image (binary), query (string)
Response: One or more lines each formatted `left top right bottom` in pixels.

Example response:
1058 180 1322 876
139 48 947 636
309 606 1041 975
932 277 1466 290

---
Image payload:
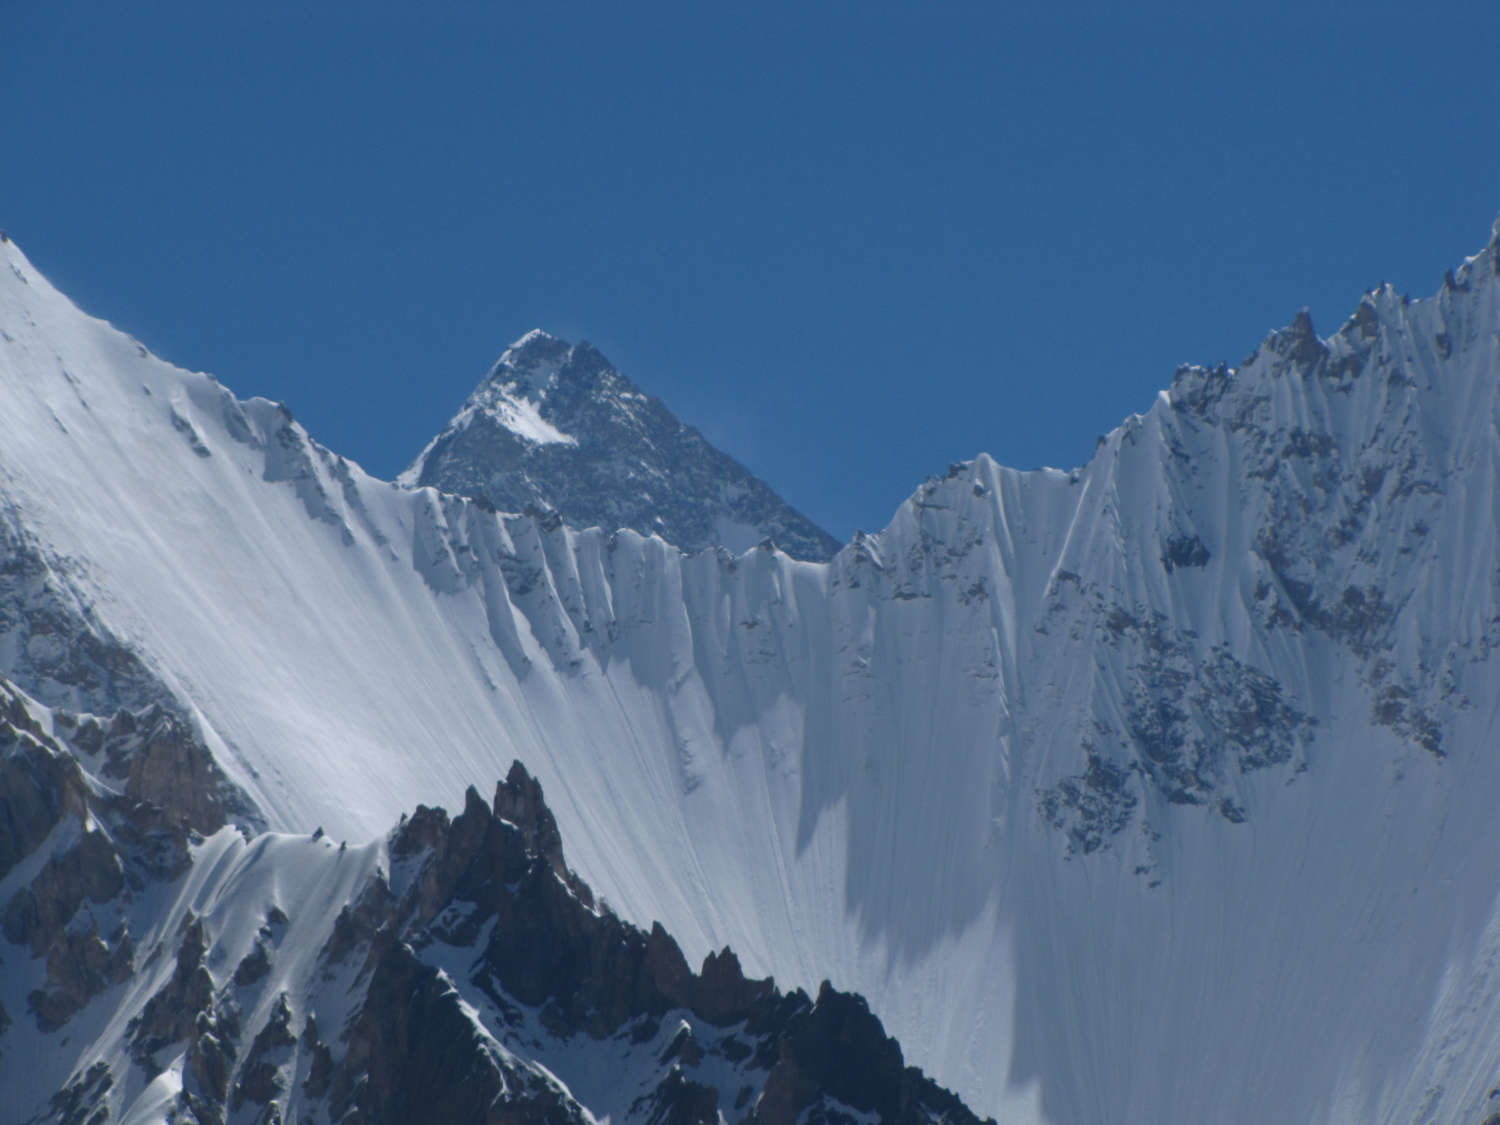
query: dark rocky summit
403 330 841 561
318 767 990 1125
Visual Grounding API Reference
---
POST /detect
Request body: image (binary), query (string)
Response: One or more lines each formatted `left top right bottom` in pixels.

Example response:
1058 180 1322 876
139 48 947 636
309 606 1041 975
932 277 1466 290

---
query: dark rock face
0 678 249 1064
1037 752 1139 857
330 934 592 1125
492 759 593 907
130 916 215 1068
233 993 297 1110
1035 583 1315 860
27 919 134 1032
755 984 904 1125
633 1068 721 1125
0 698 86 882
405 331 841 561
318 760 991 1125
0 506 174 716
53 700 253 837
1160 532 1210 572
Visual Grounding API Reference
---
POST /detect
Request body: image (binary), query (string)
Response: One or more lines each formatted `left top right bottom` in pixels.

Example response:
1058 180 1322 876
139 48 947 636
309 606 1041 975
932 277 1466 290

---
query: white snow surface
466 386 579 448
6 231 1500 1123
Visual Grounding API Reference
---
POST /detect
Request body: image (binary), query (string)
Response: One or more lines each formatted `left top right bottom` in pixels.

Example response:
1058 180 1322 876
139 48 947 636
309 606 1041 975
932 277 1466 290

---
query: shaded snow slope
401 329 842 560
5 224 1500 1122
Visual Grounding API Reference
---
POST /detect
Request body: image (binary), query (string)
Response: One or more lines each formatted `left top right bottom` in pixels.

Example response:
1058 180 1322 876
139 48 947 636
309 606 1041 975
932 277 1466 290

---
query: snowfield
5 223 1500 1122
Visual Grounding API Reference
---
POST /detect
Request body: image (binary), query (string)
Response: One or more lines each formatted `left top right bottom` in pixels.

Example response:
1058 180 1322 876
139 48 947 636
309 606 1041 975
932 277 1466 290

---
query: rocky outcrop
492 758 593 906
0 679 247 1057
0 691 89 881
54 700 254 836
130 916 215 1068
330 933 592 1125
752 982 975 1125
319 760 991 1125
0 507 173 716
232 993 297 1111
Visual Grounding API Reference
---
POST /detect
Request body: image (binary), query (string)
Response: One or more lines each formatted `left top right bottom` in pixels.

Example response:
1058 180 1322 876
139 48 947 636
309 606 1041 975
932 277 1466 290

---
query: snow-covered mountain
4 220 1500 1124
401 330 841 560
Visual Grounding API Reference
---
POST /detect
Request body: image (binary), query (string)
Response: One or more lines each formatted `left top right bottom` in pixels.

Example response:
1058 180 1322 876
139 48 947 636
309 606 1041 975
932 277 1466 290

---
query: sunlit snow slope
5 224 1500 1123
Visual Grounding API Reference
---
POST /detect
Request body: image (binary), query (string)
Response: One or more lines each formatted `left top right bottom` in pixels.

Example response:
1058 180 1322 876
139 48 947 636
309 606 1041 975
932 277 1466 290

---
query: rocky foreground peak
0 677 989 1124
401 331 842 560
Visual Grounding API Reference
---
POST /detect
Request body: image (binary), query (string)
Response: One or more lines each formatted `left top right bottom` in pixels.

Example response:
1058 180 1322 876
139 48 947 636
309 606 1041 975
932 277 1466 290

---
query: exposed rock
119 707 232 833
493 758 592 907
1037 749 1140 857
4 829 125 952
329 932 590 1125
260 404 349 539
1037 582 1316 855
130 915 216 1069
632 1068 720 1125
72 700 251 836
233 993 297 1109
28 918 134 1031
1273 309 1329 371
0 714 88 881
0 684 248 1052
170 406 213 457
693 946 774 1026
319 876 396 969
0 508 173 715
325 762 989 1124
1161 532 1211 572
49 1061 113 1125
300 1015 334 1100
753 982 987 1125
234 942 273 988
755 982 904 1124
187 1018 236 1109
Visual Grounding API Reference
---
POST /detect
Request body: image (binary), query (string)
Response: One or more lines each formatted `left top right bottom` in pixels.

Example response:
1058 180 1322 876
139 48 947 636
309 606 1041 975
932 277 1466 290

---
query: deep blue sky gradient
6 2 1500 540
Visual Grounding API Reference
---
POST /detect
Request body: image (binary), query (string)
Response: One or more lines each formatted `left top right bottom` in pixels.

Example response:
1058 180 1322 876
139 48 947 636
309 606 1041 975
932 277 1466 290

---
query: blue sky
6 2 1500 541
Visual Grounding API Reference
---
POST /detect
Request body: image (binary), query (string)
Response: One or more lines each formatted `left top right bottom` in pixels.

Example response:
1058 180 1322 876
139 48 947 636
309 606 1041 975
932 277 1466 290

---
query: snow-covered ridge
4 223 1500 1122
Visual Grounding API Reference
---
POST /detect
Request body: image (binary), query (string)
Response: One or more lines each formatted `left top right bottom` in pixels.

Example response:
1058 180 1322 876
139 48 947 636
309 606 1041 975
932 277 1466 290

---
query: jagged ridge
0 677 989 1125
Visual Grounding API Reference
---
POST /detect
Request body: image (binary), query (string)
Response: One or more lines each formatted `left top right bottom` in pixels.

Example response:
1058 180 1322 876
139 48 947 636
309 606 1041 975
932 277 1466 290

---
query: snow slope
5 224 1500 1122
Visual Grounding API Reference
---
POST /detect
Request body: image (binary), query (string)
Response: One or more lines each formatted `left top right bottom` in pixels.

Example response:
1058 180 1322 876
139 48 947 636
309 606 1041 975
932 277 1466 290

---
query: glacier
4 221 1500 1122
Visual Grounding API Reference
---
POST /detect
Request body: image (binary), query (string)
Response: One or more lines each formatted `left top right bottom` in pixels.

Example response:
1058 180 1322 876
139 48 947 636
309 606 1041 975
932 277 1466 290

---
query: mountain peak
509 326 559 350
496 327 570 374
402 334 841 560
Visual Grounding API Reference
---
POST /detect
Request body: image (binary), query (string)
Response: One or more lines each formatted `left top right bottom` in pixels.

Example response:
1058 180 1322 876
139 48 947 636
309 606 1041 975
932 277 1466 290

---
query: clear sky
6 2 1499 542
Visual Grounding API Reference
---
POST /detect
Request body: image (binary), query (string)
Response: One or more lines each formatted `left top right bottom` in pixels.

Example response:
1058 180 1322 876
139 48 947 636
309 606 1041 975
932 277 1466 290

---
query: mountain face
3 221 1500 1124
401 330 841 560
0 676 982 1125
